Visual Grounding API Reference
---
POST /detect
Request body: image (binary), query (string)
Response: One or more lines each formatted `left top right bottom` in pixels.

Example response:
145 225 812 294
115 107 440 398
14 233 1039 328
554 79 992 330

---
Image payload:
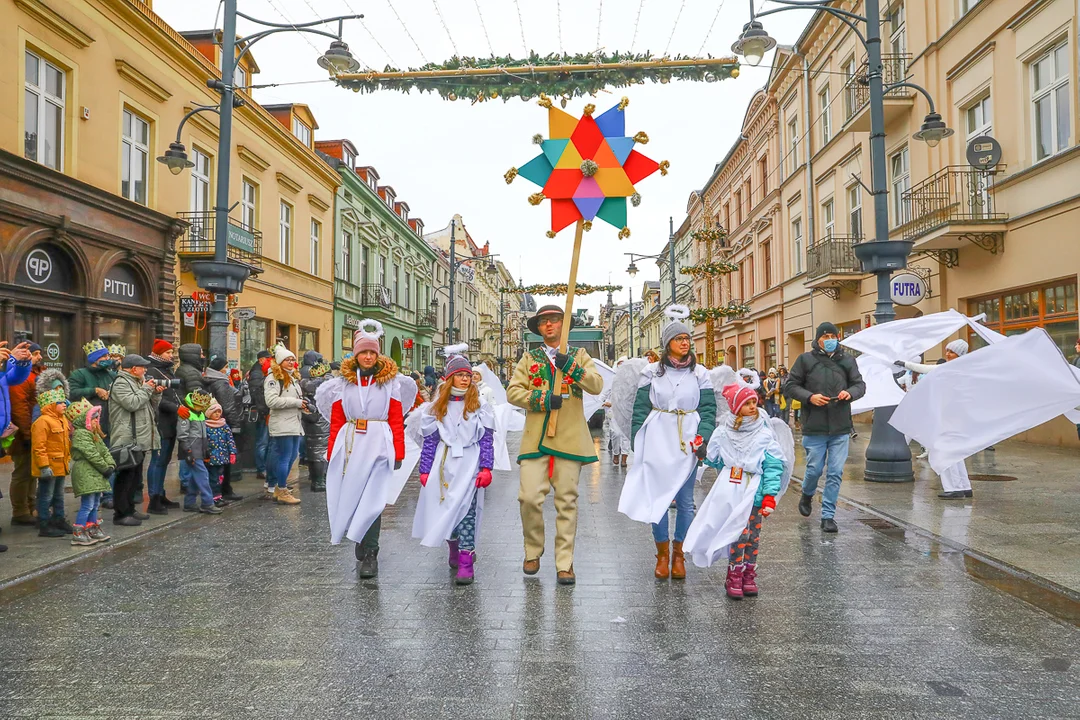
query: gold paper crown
187 389 212 411
83 339 106 356
309 362 331 378
64 398 92 422
38 387 68 408
108 344 126 356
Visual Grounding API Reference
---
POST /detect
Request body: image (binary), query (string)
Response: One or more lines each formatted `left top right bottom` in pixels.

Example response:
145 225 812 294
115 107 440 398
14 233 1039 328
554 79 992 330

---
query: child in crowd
69 400 114 546
412 349 495 585
31 386 73 538
204 400 237 507
300 361 332 493
683 377 788 601
177 389 222 515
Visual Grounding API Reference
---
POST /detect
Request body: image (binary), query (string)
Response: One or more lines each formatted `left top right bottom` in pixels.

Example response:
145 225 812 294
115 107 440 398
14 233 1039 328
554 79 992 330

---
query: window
787 117 799 174
235 65 247 91
190 148 212 249
378 254 386 287
1032 42 1070 161
887 2 906 56
968 280 1078 355
745 180 753 213
966 94 992 139
734 191 742 226
393 263 400 305
361 245 369 284
241 179 257 231
961 0 982 14
838 321 861 342
848 184 863 237
240 317 269 371
842 56 858 120
762 339 776 372
762 241 773 288
819 85 832 145
279 201 292 263
791 217 804 275
744 255 755 298
120 109 149 204
24 50 65 170
404 272 411 309
724 202 731 231
291 116 311 146
299 327 318 353
759 156 769 195
890 146 911 226
310 219 321 275
822 199 835 238
341 230 352 282
741 343 755 368
343 146 355 169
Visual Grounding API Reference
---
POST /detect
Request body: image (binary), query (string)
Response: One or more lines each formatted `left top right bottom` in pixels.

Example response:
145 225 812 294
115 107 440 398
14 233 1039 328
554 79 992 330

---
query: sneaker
183 504 199 513
114 515 142 527
0 543 7 552
132 510 150 521
222 493 244 502
50 516 74 534
71 525 95 547
273 487 301 505
798 493 813 517
916 450 928 460
820 518 839 533
256 471 267 480
199 505 223 515
38 521 66 538
101 498 114 510
87 523 111 543
11 514 37 526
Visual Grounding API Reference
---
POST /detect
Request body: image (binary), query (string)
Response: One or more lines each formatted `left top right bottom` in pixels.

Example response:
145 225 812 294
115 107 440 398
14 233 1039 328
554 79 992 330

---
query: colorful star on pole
507 96 668 238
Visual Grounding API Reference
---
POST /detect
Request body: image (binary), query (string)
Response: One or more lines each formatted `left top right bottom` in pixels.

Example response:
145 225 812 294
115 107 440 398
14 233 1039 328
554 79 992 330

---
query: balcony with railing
468 338 482 351
842 54 914 132
176 212 263 272
805 235 864 298
899 166 1007 252
415 310 437 331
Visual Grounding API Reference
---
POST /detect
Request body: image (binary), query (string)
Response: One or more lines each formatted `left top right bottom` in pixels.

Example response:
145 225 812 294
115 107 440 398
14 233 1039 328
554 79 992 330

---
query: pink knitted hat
353 319 383 355
722 383 758 415
85 405 102 431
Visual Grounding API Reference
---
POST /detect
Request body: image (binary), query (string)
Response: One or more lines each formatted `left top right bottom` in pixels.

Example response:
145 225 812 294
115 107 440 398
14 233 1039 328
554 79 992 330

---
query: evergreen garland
689 303 751 322
500 283 624 296
680 261 739 277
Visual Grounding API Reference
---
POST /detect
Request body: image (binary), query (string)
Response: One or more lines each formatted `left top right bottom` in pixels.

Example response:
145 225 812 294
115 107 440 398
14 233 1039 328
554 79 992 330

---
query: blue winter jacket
708 452 785 506
1 358 33 433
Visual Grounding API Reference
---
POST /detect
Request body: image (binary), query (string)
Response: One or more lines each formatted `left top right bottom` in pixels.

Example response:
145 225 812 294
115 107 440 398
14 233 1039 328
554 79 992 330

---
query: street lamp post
625 216 679 308
732 0 953 483
156 0 361 360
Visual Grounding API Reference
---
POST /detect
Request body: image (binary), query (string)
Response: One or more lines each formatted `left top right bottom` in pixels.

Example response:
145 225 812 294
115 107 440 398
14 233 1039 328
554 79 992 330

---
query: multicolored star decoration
506 95 668 239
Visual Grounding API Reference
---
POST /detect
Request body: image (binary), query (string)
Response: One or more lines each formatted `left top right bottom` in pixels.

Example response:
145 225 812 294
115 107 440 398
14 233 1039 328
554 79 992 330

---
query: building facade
638 281 663 355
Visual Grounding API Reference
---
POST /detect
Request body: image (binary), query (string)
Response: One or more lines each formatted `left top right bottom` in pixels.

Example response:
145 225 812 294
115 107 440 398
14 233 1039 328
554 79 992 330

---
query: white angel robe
683 412 787 568
317 375 401 545
412 400 495 548
618 363 713 525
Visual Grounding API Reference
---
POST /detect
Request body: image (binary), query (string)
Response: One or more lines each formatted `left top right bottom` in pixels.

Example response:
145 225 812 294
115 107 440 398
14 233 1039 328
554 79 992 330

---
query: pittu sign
889 272 926 306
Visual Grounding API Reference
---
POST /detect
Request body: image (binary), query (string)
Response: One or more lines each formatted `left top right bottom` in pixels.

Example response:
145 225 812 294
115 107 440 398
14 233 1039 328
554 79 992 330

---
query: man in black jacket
247 350 272 479
145 339 184 513
783 322 866 533
175 343 206 396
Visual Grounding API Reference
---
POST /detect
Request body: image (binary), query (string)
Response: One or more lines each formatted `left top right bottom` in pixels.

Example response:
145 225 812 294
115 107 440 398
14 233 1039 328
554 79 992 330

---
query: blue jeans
36 474 66 521
801 434 850 520
76 493 101 526
267 435 302 489
147 435 176 497
183 459 215 509
255 421 270 473
652 468 696 542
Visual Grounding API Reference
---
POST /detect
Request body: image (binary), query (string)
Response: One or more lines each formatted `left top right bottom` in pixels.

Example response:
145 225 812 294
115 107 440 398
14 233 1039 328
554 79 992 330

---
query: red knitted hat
152 339 173 356
722 383 758 415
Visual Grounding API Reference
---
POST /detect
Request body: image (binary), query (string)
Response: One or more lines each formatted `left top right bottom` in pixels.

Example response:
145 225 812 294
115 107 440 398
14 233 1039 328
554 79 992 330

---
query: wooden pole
546 219 585 438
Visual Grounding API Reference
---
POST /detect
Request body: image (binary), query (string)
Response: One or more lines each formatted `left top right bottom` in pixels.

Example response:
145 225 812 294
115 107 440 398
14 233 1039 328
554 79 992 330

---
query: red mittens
760 495 776 517
475 468 492 488
419 473 429 487
177 406 190 420
229 454 236 464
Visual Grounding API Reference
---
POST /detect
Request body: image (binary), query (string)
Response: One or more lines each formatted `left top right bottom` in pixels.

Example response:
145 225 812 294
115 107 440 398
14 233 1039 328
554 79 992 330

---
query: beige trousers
519 456 582 572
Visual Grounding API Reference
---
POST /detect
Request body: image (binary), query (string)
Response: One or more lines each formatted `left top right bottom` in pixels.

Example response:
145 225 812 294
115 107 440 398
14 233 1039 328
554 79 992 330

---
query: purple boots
725 565 744 600
448 539 459 568
455 551 475 585
742 564 758 596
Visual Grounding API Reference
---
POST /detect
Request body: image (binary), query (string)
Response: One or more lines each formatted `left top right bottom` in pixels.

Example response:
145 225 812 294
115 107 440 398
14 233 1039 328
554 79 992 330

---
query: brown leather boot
671 541 686 580
654 541 670 579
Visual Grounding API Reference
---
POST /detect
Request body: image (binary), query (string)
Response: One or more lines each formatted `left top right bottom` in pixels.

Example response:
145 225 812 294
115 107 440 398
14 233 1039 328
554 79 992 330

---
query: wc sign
25 248 52 284
889 272 926 306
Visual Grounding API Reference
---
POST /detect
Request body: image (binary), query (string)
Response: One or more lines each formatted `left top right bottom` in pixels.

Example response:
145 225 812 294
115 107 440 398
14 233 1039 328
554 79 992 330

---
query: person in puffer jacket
176 389 220 515
300 361 332 493
203 355 243 502
263 345 305 505
175 343 206 397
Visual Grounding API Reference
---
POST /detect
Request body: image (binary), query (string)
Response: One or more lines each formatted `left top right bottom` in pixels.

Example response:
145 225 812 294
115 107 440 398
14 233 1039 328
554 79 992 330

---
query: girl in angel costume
683 368 795 600
599 357 631 467
412 346 496 585
315 319 408 580
614 306 717 580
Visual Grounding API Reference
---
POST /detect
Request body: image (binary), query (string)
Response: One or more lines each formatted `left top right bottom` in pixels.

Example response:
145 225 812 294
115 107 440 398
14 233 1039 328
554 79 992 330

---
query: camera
150 378 182 390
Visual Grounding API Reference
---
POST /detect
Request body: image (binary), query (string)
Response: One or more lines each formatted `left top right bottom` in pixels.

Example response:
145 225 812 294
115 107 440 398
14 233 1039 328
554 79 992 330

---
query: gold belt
652 407 697 454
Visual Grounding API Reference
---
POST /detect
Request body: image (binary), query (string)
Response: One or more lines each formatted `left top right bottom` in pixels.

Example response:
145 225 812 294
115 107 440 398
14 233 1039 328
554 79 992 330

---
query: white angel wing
472 364 506 404
314 376 345 423
404 402 429 448
768 417 796 498
709 365 738 431
611 358 649 439
394 374 418 411
583 359 615 421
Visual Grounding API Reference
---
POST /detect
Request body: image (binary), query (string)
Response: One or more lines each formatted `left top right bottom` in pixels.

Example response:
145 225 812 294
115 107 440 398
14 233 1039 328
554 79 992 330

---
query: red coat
326 374 405 463
8 370 38 445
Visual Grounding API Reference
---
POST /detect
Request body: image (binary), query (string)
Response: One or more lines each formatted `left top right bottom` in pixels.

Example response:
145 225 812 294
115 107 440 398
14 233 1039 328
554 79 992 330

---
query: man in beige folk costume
507 305 604 585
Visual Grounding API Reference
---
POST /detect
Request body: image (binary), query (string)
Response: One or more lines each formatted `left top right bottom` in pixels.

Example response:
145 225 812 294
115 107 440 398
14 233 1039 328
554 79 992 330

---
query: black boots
38 519 66 538
356 544 379 578
798 493 813 517
820 518 838 533
309 461 327 493
147 495 169 515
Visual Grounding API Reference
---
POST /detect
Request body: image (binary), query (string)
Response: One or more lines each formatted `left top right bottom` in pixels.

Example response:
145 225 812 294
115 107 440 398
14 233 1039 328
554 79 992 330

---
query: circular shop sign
24 248 53 284
890 272 926 306
47 343 60 361
966 135 1002 170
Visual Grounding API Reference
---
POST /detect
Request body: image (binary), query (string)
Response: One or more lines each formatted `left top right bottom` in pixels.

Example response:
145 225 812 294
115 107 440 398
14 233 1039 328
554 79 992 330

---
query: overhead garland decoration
689 303 751 323
680 261 738 277
691 226 727 244
335 52 740 103
500 283 624 296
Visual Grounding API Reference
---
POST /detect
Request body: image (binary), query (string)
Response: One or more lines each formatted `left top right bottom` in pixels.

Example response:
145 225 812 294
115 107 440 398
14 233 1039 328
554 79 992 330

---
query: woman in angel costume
315 319 409 579
614 306 717 580
599 357 631 467
683 369 795 600
412 347 495 585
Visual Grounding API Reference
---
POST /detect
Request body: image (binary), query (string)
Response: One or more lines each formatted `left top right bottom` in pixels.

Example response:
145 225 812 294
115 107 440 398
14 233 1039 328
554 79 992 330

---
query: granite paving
0 433 1078 719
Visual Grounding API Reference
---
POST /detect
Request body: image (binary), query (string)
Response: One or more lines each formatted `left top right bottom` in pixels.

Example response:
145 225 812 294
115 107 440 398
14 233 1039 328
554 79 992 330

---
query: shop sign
15 245 70 292
102 264 142 304
343 315 360 329
227 224 257 254
232 308 256 321
179 298 212 313
46 343 60 361
403 338 414 349
889 272 926 306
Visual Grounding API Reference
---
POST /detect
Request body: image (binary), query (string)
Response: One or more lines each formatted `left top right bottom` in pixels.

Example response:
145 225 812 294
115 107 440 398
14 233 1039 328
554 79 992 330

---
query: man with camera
146 340 183 514
108 354 164 526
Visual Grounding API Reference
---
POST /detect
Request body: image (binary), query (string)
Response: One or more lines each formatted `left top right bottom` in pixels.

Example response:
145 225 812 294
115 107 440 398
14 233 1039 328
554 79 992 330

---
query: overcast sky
155 1 809 318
